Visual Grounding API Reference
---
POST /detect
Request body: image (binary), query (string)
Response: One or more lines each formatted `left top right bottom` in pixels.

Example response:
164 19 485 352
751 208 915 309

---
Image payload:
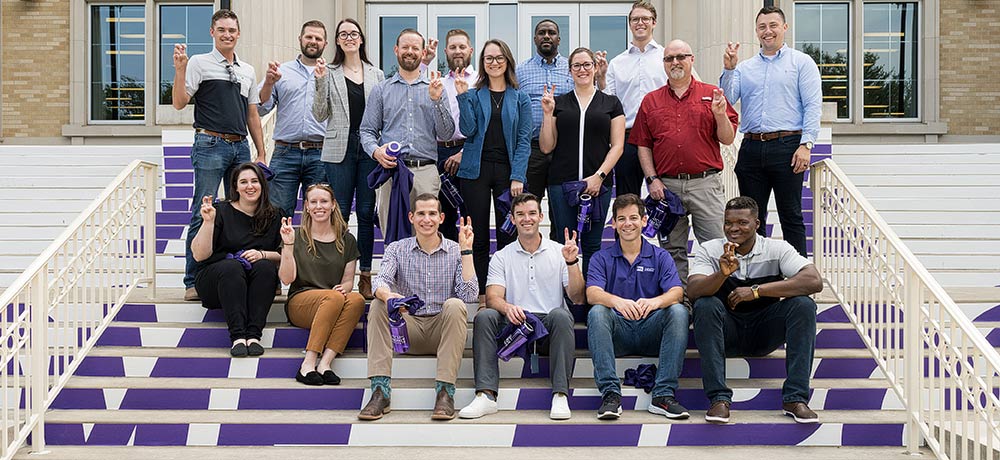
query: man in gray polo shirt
360 28 455 234
459 193 584 421
172 9 266 301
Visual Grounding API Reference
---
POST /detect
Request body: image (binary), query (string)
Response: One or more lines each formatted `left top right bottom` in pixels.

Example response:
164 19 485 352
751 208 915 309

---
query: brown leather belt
744 130 802 142
661 169 720 180
275 140 324 150
195 128 245 142
438 139 465 148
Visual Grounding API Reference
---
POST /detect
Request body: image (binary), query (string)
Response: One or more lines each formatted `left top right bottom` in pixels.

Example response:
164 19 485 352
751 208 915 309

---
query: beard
447 55 469 71
668 67 686 80
301 44 324 59
398 54 421 71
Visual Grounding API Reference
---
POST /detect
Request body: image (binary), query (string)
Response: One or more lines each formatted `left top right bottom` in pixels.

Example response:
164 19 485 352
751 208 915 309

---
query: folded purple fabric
256 162 275 181
496 188 517 235
387 295 427 319
367 161 414 245
561 180 609 233
623 363 657 393
643 193 686 238
495 311 549 361
226 250 252 271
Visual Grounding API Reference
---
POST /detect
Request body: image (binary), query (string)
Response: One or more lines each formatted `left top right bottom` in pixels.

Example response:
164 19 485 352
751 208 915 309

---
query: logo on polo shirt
636 266 654 273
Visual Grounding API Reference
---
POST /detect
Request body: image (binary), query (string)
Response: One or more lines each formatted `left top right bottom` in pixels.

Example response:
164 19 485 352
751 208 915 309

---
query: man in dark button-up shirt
632 39 738 284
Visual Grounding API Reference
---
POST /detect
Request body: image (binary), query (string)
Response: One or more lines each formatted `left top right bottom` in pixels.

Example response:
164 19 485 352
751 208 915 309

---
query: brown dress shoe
431 389 456 420
358 387 391 421
782 401 819 423
358 272 374 300
705 400 731 423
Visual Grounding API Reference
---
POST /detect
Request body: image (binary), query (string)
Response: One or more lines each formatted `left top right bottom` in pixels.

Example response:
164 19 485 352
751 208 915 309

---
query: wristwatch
598 170 607 180
645 175 658 185
750 284 760 300
802 141 814 150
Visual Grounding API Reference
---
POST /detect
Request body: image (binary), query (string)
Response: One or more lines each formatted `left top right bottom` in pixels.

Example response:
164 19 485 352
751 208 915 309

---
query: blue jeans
587 304 690 398
184 133 251 289
547 184 611 277
268 144 325 218
325 133 377 272
692 295 817 404
735 136 807 256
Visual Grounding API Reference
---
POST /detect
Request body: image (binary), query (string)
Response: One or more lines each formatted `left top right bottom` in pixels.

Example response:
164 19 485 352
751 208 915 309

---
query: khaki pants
376 163 441 232
659 173 726 284
286 290 366 354
367 297 468 384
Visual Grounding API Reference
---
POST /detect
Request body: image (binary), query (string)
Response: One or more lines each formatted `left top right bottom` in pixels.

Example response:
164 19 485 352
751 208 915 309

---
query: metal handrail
812 158 1000 459
0 159 158 459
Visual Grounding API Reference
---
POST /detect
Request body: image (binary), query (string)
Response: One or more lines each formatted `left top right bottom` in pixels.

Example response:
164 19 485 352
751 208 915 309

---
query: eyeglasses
662 54 692 63
225 64 239 84
570 62 594 71
483 55 507 64
629 16 654 24
338 31 361 40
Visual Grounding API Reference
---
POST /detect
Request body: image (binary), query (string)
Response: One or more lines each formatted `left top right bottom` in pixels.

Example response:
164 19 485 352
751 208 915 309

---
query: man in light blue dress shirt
719 6 822 257
257 20 330 218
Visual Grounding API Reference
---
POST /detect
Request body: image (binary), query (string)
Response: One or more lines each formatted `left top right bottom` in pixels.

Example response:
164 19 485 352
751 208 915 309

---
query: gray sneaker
597 393 622 420
648 396 690 419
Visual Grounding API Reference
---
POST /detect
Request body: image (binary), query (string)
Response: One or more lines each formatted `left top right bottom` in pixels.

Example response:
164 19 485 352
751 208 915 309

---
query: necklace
490 91 504 110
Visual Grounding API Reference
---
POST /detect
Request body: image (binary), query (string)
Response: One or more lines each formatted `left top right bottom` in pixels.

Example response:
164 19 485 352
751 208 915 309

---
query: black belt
661 169 720 180
438 139 465 148
402 158 436 168
744 130 802 141
275 140 324 149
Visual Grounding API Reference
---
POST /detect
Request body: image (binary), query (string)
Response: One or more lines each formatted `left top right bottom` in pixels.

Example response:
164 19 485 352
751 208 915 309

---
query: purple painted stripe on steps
114 304 158 322
822 388 888 410
217 423 351 446
73 356 125 377
256 358 301 378
812 358 879 378
238 388 365 410
816 306 849 323
161 198 190 212
512 424 642 447
177 328 232 347
156 225 184 240
164 146 191 157
120 388 211 410
165 171 194 184
84 424 137 445
165 185 194 199
667 423 820 446
974 304 1000 321
156 240 168 254
96 327 142 346
50 388 106 409
270 328 310 348
41 424 87 445
812 144 832 155
134 424 190 446
164 157 192 169
150 357 230 378
157 212 192 225
841 424 904 446
203 308 225 322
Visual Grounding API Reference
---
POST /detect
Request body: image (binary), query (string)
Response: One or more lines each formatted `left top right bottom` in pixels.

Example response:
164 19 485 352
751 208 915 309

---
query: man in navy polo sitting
586 193 690 420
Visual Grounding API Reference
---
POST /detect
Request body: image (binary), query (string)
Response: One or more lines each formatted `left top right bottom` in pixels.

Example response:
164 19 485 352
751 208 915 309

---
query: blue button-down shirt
587 239 680 300
372 235 479 315
256 57 326 143
719 44 822 145
516 53 573 139
359 72 455 162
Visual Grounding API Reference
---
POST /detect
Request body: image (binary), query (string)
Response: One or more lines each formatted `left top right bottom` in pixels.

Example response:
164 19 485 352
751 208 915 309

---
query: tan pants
376 163 441 232
286 290 366 354
367 297 467 384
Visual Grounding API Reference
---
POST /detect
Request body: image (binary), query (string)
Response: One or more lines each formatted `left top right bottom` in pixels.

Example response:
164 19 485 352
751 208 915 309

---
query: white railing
812 159 1000 459
720 133 742 201
0 160 158 460
250 110 277 163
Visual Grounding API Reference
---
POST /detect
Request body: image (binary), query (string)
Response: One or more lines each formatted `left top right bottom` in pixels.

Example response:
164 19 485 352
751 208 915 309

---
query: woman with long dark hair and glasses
540 47 626 276
279 183 365 386
191 162 282 357
453 38 532 295
313 18 384 300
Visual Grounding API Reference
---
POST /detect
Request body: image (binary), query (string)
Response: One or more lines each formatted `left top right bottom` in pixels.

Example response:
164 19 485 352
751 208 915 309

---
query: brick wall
939 1 1000 135
1 0 70 139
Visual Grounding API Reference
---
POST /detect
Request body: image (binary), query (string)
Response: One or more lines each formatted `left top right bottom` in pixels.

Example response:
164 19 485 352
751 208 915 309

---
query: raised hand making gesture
200 195 216 222
541 84 556 115
719 241 739 277
315 57 328 79
173 44 189 71
428 70 445 101
453 67 469 95
723 42 740 71
562 229 579 264
279 217 295 245
457 216 474 251
264 61 282 86
711 88 727 116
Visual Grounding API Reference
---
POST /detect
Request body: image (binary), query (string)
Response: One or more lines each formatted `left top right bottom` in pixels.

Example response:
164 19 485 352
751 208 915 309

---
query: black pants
196 258 278 342
437 144 464 242
614 140 643 198
734 136 808 256
461 160 516 293
526 139 553 240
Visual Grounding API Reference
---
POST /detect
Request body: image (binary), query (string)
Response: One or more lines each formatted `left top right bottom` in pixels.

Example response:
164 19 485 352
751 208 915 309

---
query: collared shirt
719 44 822 145
256 56 326 143
442 67 475 143
630 79 738 176
486 236 569 314
359 73 456 162
372 235 478 315
587 239 680 300
603 40 667 129
185 48 259 136
516 53 574 139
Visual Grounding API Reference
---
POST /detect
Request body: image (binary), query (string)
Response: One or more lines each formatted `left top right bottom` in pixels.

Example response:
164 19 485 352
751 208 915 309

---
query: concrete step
37 409 907 447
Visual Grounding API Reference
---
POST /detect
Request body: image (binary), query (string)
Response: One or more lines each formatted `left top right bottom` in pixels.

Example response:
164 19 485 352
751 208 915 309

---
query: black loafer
230 343 248 357
247 342 265 356
322 370 341 385
296 370 324 386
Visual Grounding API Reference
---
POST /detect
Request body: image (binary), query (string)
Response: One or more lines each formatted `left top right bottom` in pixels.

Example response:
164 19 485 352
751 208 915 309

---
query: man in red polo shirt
631 39 738 283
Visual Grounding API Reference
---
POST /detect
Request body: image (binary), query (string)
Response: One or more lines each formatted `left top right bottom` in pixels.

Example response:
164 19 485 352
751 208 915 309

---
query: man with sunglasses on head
255 20 330 218
172 9 265 302
720 6 822 257
631 39 738 285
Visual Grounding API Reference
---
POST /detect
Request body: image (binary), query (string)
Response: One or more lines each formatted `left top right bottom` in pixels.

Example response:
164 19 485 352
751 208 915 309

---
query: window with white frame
90 5 146 122
159 4 214 105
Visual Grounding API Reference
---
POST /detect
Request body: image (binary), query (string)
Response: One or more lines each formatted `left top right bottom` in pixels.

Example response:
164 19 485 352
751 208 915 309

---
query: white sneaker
459 392 498 419
550 393 572 420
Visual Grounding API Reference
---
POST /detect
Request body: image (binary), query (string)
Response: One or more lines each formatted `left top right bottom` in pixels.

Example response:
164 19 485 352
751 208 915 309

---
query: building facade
0 0 996 144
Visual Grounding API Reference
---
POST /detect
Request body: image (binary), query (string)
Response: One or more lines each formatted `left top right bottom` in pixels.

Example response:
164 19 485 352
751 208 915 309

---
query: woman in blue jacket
454 38 532 294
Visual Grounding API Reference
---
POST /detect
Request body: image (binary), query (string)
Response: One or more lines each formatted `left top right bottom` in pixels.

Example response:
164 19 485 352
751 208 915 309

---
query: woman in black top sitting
192 162 282 357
